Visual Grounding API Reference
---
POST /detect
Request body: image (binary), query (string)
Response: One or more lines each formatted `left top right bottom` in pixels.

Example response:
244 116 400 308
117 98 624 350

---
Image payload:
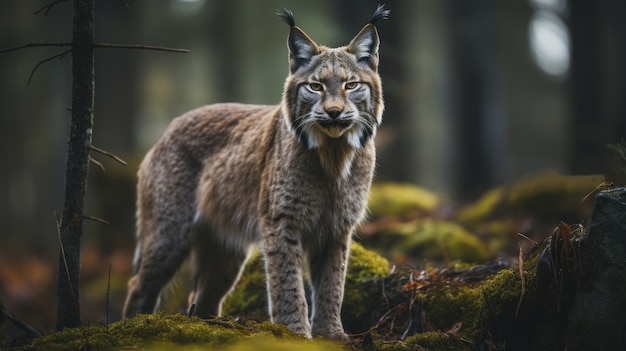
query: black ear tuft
276 8 295 27
369 4 390 25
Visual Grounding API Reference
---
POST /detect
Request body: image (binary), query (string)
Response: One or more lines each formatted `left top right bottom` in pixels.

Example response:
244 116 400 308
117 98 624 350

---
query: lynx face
281 17 384 151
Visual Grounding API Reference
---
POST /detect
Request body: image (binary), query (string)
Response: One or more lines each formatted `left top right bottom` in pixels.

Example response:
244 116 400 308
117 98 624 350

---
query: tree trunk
55 0 94 330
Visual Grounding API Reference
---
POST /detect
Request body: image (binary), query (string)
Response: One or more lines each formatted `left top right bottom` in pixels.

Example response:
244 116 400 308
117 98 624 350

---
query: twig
517 232 539 247
203 318 241 329
581 181 614 203
90 145 127 166
90 156 106 172
27 48 72 86
84 215 111 225
1 307 42 337
515 234 525 317
55 211 83 328
94 43 189 54
34 0 70 15
106 264 111 333
0 42 71 55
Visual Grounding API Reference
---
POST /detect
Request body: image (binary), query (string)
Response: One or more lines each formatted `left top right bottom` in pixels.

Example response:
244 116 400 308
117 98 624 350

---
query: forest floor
0 170 620 350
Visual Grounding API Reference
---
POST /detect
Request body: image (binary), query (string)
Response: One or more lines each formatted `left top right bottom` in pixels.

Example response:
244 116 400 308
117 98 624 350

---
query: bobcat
123 5 388 341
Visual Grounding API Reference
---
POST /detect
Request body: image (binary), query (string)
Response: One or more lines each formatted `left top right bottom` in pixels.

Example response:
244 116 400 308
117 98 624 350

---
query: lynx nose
326 107 343 119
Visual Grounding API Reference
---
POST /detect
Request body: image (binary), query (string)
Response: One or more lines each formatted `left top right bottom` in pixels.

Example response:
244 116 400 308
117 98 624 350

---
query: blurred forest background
0 0 625 332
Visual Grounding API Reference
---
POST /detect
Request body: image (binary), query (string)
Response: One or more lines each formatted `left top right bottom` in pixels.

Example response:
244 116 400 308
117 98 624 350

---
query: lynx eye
344 82 359 90
308 83 324 92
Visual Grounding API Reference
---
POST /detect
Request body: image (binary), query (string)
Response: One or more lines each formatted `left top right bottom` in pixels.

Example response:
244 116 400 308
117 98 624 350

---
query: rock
368 183 441 219
222 242 392 325
363 219 492 263
527 187 626 350
457 171 604 225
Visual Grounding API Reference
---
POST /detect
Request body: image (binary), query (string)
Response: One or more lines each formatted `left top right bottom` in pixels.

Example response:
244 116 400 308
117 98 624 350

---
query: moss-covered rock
346 241 391 282
457 171 604 225
359 256 538 350
341 243 391 333
221 250 268 322
368 183 441 219
364 219 492 263
223 242 391 324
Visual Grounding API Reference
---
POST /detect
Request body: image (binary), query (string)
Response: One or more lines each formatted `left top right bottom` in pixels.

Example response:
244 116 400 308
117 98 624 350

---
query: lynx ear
287 27 320 72
348 4 389 71
277 8 320 72
348 24 380 71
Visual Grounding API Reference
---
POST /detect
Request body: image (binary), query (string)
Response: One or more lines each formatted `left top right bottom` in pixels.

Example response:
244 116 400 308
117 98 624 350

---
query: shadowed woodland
1 0 625 350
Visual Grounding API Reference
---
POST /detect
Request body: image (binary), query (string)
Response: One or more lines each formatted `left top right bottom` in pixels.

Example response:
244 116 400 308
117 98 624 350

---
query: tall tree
55 0 95 330
448 0 505 198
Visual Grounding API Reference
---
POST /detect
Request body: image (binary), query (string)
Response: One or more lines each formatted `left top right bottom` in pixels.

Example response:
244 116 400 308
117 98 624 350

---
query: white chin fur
346 129 363 148
305 124 368 149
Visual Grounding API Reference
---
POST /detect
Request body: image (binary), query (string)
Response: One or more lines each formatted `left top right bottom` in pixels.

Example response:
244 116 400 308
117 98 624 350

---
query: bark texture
55 0 94 330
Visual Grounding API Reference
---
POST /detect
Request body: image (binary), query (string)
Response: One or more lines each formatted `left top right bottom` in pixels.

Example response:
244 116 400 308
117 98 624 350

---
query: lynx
123 5 388 341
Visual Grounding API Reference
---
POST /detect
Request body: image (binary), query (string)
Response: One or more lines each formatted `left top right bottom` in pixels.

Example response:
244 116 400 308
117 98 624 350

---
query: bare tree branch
34 0 70 16
83 215 110 225
94 42 189 54
0 307 42 337
27 48 72 86
0 42 71 55
0 42 188 56
90 145 127 166
89 156 106 172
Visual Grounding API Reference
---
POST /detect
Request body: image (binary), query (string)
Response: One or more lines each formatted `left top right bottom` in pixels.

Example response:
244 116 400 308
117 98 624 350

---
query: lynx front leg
262 225 311 338
309 235 351 342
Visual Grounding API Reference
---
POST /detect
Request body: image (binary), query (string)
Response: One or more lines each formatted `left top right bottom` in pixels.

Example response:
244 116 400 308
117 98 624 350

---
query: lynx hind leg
123 167 197 318
123 218 194 317
187 227 251 318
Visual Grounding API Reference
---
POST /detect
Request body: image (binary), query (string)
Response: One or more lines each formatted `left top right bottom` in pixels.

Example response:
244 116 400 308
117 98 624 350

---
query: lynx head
278 5 389 150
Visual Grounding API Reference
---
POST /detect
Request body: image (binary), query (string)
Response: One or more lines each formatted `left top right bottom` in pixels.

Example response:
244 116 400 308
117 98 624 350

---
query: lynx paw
314 328 349 343
286 323 312 339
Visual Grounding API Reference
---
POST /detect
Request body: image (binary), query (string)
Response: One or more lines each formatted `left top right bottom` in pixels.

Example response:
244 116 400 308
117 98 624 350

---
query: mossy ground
8 239 538 351
24 313 346 351
5 175 598 350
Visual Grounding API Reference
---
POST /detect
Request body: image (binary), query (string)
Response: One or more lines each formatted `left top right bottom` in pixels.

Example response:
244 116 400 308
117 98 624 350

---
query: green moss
372 256 539 349
25 313 347 351
347 242 391 282
374 331 471 351
422 285 481 334
222 250 268 321
457 171 604 224
479 257 537 321
366 219 492 263
456 187 503 225
342 243 391 332
368 183 441 219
